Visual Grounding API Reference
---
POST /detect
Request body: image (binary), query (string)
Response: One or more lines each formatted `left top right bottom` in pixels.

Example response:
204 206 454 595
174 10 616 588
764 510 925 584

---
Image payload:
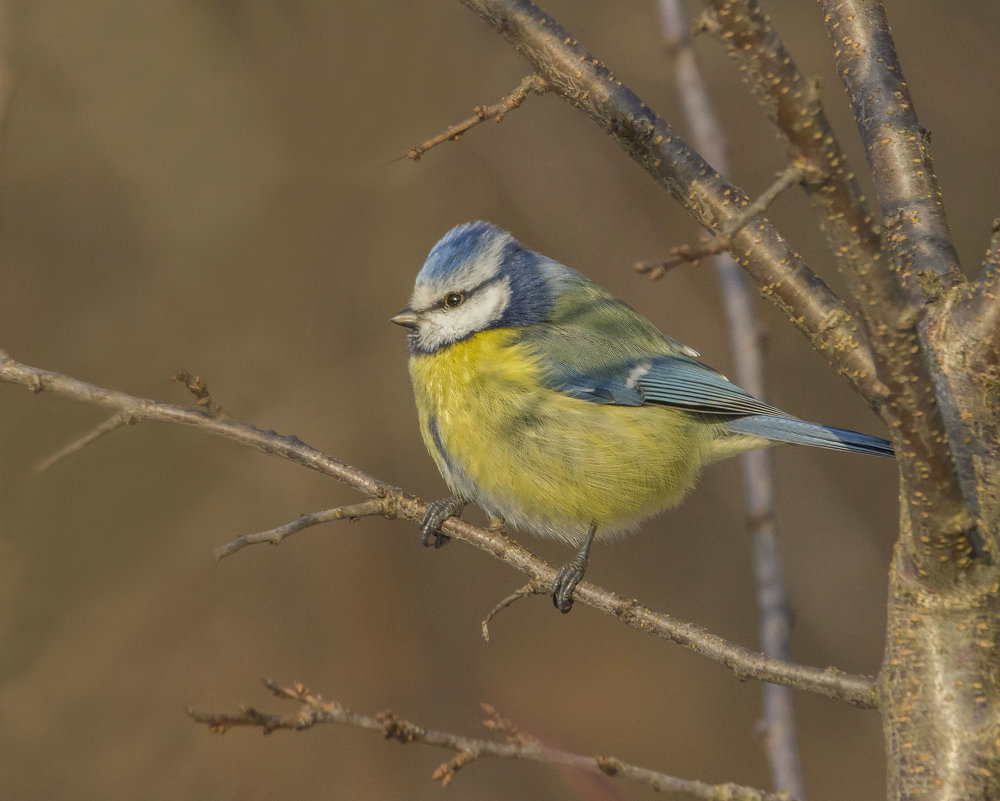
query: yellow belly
408 329 715 545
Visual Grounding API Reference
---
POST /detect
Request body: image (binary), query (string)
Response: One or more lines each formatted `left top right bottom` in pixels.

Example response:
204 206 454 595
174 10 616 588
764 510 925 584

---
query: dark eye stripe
436 277 494 309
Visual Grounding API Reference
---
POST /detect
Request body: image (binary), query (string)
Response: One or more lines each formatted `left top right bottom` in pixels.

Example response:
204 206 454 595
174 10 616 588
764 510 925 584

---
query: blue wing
547 353 783 416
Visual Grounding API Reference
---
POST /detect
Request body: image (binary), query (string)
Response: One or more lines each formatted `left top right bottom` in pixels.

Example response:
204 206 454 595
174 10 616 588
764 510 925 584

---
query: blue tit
391 222 893 612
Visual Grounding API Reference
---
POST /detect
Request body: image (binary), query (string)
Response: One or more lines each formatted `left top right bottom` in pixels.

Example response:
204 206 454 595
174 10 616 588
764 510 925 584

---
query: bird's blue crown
414 222 564 329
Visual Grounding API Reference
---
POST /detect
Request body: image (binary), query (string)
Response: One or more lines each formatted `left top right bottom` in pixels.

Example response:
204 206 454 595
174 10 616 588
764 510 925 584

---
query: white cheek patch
416 278 512 351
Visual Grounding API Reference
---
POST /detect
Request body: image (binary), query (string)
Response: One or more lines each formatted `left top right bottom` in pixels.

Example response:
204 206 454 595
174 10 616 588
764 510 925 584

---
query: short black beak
390 308 419 329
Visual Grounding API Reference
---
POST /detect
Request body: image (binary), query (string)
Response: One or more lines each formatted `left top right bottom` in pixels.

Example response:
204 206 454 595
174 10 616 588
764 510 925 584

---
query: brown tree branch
819 0 977 582
389 73 548 163
819 0 963 295
188 679 799 801
0 352 877 707
656 3 803 796
457 0 888 411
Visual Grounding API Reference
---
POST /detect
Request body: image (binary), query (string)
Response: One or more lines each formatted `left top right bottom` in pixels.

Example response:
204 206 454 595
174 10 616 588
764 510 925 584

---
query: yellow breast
408 329 713 545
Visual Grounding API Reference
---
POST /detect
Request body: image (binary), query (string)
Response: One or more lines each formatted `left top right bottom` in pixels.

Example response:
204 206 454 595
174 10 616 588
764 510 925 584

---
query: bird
391 222 893 612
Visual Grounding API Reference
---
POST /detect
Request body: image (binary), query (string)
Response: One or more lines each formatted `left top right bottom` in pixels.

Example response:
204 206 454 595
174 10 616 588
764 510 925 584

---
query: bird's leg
420 495 465 548
552 522 597 613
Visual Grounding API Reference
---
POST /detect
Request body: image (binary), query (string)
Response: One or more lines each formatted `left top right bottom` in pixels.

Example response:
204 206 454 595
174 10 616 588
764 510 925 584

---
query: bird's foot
551 522 597 613
420 496 464 548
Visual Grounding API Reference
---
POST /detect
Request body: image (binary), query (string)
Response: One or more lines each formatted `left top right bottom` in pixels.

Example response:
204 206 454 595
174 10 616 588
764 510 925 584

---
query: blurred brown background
1 2 997 799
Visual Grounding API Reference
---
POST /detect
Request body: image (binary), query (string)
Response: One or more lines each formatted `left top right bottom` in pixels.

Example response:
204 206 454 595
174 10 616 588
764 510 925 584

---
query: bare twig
636 164 804 280
481 583 544 641
212 500 388 560
0 352 877 707
458 0 888 410
657 3 803 796
35 412 136 474
389 74 548 163
188 679 798 801
635 238 722 279
172 369 226 418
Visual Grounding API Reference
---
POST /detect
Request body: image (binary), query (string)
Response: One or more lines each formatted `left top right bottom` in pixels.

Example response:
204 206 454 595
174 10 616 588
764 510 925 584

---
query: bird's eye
443 292 466 309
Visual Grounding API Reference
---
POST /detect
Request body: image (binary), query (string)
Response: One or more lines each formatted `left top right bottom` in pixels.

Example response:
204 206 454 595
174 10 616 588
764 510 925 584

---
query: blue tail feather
726 415 894 458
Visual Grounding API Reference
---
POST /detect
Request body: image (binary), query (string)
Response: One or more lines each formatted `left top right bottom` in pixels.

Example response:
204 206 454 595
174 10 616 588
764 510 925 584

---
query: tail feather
726 415 894 458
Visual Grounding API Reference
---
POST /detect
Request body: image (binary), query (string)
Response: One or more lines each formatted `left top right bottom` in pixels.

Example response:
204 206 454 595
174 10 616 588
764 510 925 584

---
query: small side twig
481 583 545 641
172 369 225 418
636 163 803 279
955 216 1000 358
188 679 797 801
389 74 548 163
212 500 388 561
35 412 137 474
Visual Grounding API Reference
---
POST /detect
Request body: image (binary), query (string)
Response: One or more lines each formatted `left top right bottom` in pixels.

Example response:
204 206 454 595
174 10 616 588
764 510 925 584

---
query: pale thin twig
389 74 548 163
212 500 387 561
656 2 804 795
36 412 136 474
481 583 544 641
187 679 798 801
0 352 877 707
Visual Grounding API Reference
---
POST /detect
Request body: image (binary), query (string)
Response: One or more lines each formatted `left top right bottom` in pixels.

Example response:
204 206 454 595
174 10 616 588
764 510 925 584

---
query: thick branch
189 680 797 801
657 2 803 796
0 352 877 707
458 0 887 410
819 0 963 295
818 0 975 578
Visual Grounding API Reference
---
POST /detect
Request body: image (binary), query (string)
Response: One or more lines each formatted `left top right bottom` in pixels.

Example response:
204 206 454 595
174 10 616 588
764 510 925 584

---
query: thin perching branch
187 679 799 801
0 351 878 708
656 2 803 796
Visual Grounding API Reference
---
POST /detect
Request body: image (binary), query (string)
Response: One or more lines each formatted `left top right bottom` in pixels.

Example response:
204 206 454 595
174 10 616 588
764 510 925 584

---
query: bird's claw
552 561 584 613
420 496 464 548
552 523 596 613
